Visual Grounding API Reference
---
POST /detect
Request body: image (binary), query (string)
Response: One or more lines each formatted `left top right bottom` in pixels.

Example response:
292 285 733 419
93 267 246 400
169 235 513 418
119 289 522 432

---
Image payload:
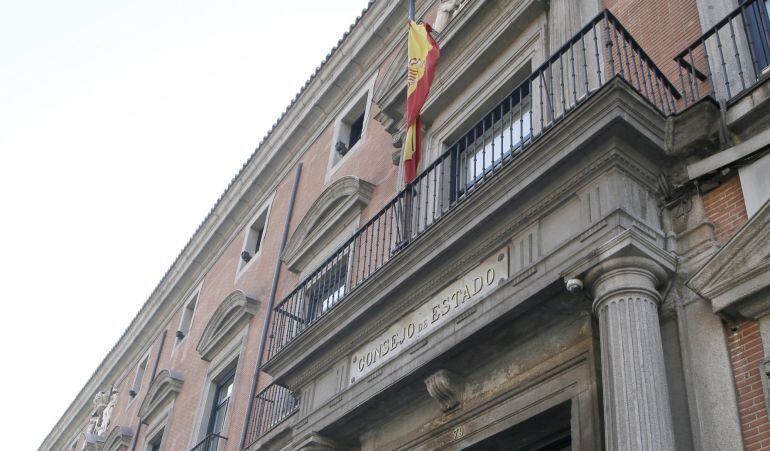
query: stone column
586 257 675 451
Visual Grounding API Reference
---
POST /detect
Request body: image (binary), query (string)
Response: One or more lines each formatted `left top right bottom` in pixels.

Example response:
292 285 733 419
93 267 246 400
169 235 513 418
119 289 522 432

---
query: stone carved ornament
97 388 118 436
424 369 464 412
86 388 118 436
434 0 468 32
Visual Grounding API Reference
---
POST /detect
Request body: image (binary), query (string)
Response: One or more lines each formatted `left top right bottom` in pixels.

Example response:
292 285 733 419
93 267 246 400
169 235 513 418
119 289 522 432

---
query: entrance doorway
463 401 572 451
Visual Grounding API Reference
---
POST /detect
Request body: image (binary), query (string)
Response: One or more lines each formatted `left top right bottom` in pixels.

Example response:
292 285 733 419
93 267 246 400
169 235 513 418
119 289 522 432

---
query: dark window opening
348 112 365 149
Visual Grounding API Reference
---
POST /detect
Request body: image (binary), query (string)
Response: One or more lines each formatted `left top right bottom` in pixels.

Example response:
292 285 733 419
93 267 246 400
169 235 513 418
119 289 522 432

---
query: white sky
0 0 372 448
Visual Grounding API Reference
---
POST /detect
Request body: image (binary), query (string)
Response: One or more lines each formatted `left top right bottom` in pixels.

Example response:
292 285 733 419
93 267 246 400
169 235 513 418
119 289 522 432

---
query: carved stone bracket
424 369 463 412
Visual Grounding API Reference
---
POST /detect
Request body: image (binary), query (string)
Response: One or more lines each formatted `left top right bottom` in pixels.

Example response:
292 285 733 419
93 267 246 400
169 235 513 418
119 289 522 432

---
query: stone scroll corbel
424 369 464 412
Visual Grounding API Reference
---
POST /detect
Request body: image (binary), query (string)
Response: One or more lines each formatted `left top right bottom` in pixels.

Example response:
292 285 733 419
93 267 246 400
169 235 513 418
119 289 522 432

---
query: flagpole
409 0 415 21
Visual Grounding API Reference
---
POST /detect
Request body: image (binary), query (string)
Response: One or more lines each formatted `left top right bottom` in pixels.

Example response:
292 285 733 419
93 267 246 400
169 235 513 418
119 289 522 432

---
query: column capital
585 256 668 314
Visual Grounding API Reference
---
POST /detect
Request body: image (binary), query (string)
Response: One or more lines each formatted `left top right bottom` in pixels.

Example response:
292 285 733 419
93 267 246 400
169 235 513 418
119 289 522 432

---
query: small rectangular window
175 290 199 343
348 112 365 148
330 86 370 166
238 205 270 273
129 353 149 398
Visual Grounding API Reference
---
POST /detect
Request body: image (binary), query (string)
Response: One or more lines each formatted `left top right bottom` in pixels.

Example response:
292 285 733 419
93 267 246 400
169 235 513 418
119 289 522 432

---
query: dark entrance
463 401 572 451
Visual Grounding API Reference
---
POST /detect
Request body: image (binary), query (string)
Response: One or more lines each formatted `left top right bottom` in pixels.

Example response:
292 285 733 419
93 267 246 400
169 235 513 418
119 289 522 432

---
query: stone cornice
262 79 669 383
41 1 421 447
687 198 770 318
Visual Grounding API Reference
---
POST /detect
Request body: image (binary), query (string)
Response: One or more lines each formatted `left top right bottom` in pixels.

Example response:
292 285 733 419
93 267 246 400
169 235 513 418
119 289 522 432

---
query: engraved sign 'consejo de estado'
350 247 509 383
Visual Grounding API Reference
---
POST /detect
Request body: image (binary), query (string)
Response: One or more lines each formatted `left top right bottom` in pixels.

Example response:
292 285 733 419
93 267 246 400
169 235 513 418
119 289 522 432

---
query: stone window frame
235 192 275 280
281 175 374 274
103 426 133 451
142 417 167 451
189 331 247 449
325 74 377 180
172 282 203 353
137 369 184 427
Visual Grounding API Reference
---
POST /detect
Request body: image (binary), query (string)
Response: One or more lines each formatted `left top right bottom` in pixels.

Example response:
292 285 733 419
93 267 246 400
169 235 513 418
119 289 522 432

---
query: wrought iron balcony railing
190 433 227 451
675 0 770 105
243 382 299 448
263 9 680 363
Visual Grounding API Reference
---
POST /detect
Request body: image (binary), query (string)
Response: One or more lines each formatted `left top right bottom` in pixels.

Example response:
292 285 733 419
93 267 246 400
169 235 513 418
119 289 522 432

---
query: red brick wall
604 0 703 92
703 174 749 243
726 319 770 450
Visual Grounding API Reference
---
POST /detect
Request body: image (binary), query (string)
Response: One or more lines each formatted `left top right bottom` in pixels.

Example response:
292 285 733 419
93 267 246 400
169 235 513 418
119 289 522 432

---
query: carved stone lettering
349 248 508 382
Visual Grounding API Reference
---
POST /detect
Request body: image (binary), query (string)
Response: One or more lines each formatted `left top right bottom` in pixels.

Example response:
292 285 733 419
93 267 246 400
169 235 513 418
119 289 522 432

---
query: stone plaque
350 247 509 383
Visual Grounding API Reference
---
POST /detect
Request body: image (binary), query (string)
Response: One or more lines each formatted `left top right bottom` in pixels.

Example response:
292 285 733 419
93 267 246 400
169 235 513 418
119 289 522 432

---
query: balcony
675 0 770 106
264 9 680 363
243 382 299 448
243 8 685 447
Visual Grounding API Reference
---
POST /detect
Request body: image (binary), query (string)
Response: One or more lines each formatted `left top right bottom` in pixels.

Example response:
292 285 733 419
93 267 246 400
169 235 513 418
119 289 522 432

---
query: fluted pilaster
587 257 675 451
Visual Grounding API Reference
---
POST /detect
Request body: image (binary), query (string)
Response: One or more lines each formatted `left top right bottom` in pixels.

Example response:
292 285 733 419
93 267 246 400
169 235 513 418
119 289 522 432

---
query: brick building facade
42 0 770 450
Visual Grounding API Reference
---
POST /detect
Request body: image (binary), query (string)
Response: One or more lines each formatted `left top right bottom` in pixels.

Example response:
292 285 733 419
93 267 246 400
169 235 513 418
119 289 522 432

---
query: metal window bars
675 0 770 106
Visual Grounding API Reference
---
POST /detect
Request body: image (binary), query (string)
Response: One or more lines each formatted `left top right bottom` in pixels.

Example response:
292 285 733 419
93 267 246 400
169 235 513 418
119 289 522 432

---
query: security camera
566 278 584 294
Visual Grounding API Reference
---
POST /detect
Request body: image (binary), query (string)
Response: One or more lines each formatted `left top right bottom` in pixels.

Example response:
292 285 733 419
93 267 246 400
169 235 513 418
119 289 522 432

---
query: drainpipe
239 163 303 449
129 330 168 451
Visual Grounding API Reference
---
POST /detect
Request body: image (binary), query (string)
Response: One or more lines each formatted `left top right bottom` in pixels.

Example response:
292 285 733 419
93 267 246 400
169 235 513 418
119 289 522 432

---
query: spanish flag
404 20 440 184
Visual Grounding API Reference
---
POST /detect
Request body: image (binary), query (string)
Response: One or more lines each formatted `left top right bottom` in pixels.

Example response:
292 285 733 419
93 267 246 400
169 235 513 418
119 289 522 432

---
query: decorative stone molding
137 370 184 425
424 369 463 412
687 199 770 318
103 426 132 451
585 256 675 450
282 176 375 273
197 290 260 361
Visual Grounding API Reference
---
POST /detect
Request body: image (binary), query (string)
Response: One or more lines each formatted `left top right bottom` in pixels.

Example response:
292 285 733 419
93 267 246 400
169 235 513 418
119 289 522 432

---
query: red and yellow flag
404 20 440 184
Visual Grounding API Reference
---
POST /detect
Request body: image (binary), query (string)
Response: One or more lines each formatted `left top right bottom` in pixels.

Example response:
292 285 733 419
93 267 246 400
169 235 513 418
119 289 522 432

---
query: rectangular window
329 78 374 171
147 429 164 451
304 251 349 323
745 0 770 74
449 84 532 202
207 368 235 436
129 353 149 398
